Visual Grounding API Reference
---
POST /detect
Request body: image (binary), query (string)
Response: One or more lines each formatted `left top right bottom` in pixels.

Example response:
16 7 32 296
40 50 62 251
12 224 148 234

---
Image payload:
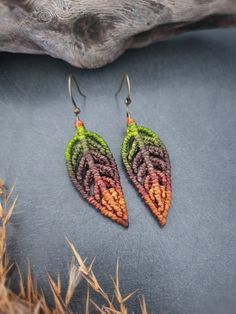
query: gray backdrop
0 28 236 314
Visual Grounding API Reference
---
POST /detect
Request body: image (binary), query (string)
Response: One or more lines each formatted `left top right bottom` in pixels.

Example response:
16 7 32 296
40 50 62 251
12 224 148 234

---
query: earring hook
68 74 86 118
115 73 132 119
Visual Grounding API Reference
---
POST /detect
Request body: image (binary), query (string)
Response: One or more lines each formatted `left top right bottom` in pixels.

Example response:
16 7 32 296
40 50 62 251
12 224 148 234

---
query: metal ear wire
68 74 86 118
115 73 132 119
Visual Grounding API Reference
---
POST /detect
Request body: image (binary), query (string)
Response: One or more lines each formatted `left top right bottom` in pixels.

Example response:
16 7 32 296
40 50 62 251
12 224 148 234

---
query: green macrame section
65 126 110 171
121 122 164 169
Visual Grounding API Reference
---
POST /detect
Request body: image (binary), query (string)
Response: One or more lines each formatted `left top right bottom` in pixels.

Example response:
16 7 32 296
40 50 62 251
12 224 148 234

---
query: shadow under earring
116 74 172 226
65 74 128 228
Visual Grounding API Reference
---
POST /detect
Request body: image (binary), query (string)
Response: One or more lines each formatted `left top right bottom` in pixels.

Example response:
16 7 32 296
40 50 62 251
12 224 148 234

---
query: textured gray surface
0 28 236 313
2 0 236 68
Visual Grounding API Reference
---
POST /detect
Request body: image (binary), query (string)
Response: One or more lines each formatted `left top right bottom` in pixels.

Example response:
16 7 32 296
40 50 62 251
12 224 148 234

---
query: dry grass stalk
0 179 148 313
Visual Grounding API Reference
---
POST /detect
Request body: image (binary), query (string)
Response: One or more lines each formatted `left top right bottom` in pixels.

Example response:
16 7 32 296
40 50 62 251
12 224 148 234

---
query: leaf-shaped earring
116 74 172 226
65 74 128 228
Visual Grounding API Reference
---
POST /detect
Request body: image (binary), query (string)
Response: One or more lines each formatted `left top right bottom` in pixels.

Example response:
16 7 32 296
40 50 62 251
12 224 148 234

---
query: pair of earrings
65 74 172 228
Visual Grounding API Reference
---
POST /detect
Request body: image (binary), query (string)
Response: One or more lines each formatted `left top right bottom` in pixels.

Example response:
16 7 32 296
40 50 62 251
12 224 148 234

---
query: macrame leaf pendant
122 118 172 226
65 122 128 228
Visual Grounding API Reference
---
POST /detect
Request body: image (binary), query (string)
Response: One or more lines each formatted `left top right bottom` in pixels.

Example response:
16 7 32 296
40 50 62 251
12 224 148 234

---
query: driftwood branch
0 0 236 68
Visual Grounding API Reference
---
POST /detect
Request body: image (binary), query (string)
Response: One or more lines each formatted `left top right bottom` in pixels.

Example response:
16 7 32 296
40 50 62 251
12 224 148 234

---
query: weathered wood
0 0 236 68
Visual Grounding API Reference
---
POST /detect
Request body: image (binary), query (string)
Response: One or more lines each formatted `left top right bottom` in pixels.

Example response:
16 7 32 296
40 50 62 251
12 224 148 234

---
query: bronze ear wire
68 74 86 119
115 73 132 119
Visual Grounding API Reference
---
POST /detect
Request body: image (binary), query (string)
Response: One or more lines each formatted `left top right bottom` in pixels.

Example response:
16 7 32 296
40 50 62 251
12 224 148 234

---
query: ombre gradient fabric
122 118 172 226
65 120 128 228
